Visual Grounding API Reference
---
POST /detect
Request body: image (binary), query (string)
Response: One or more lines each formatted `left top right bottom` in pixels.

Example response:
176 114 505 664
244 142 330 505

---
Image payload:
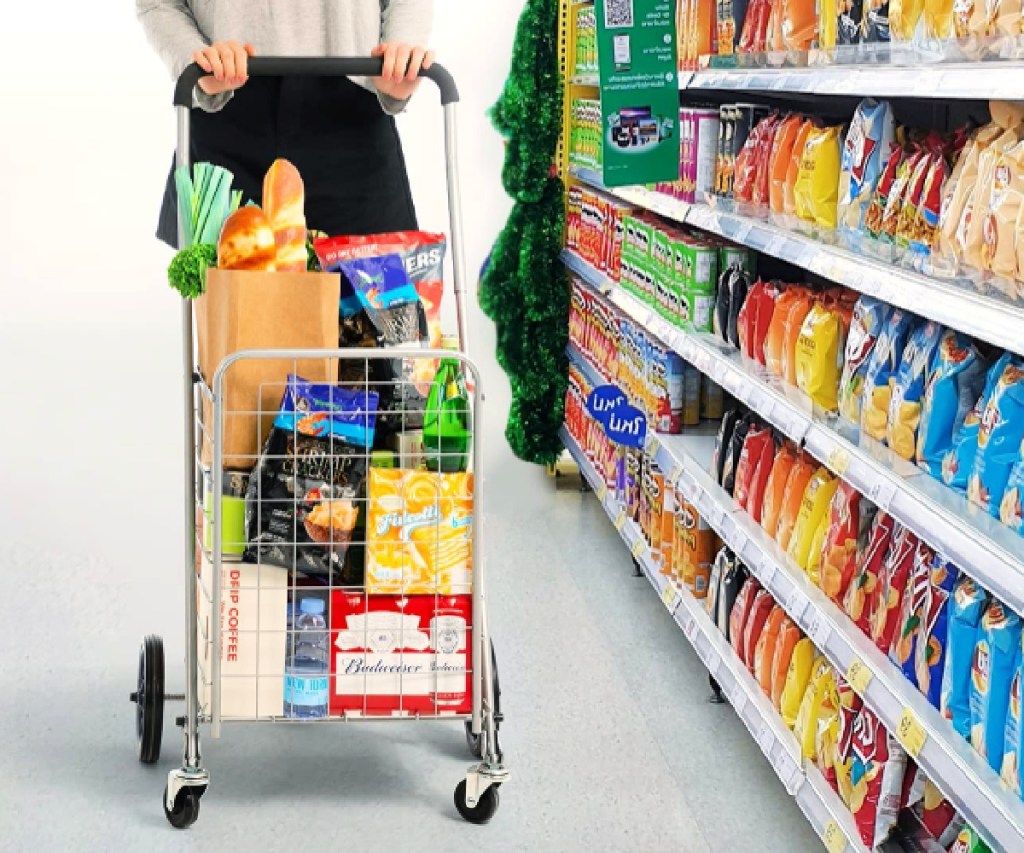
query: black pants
158 76 417 248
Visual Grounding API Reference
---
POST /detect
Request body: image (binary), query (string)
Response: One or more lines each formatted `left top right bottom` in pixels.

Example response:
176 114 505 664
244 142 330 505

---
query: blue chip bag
967 359 1024 518
941 577 989 740
890 539 934 687
1000 645 1023 796
838 99 895 233
917 331 988 479
887 320 945 460
943 353 1013 494
860 308 916 443
839 297 892 423
970 600 1022 771
915 555 960 709
999 454 1024 534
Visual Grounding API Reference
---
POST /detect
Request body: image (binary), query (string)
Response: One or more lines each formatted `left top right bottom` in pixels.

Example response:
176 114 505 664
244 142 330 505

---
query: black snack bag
713 407 742 484
838 0 863 44
721 413 753 496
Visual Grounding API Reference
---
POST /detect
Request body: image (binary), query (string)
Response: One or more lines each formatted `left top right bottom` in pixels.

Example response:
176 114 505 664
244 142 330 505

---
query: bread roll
217 207 277 271
263 159 307 272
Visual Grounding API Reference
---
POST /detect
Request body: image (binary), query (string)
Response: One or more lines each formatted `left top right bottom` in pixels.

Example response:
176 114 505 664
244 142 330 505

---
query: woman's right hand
193 41 256 96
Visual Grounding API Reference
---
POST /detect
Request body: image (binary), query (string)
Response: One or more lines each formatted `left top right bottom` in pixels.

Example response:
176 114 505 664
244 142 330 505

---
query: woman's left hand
371 43 435 101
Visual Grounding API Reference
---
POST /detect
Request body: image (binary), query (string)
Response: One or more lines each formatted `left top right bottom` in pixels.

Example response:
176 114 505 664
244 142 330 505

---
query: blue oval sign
604 404 647 449
586 385 629 426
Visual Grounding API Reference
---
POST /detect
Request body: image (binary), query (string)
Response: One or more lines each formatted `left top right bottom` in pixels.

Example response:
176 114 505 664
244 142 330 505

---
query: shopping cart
129 57 508 829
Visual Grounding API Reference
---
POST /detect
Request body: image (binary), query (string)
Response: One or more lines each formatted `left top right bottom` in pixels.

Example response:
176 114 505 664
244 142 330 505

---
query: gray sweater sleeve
135 0 231 112
377 0 435 115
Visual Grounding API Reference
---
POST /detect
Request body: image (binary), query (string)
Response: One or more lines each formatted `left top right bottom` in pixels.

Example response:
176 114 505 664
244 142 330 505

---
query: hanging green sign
596 0 679 188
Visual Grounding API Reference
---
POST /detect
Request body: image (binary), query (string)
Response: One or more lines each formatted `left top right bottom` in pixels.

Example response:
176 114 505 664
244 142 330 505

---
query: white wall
0 2 524 638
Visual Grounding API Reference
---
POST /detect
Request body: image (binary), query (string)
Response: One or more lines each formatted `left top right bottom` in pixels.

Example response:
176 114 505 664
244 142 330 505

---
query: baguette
217 207 277 271
263 159 307 272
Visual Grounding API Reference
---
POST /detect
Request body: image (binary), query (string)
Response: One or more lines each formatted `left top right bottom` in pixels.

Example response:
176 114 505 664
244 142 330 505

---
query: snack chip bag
787 468 840 573
677 498 716 597
918 779 965 847
835 676 864 807
936 125 1004 264
923 0 955 37
917 330 989 478
743 589 777 671
769 115 804 213
713 407 743 485
838 99 896 233
781 640 818 729
870 523 921 654
365 468 474 595
980 140 1024 280
737 279 779 364
755 605 788 695
761 443 798 536
905 155 949 255
746 431 779 526
774 454 817 551
780 290 817 386
845 512 896 635
941 576 989 739
947 825 994 853
865 143 906 237
805 515 830 588
1000 647 1023 795
890 0 925 38
888 320 945 460
818 482 865 603
785 120 817 216
764 286 809 377
772 617 803 711
794 660 837 761
849 707 908 849
795 302 848 411
729 576 761 656
781 0 819 48
705 546 724 620
967 359 1024 517
879 149 926 243
958 127 1022 272
733 425 775 513
839 297 891 424
717 551 749 637
714 266 751 348
1000 455 1024 534
861 308 916 443
794 126 843 228
815 689 841 791
943 352 1014 493
916 555 961 709
970 600 1022 770
722 414 755 497
889 539 935 684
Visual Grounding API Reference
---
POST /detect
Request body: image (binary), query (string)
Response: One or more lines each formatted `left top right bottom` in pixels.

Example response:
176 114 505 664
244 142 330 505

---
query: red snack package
918 779 964 847
733 424 775 513
735 118 775 202
730 577 763 659
849 706 909 848
743 588 778 670
753 117 783 207
755 606 787 694
746 432 779 525
869 524 922 654
835 676 864 807
739 0 772 52
818 482 864 605
845 512 896 636
738 279 780 364
864 143 906 237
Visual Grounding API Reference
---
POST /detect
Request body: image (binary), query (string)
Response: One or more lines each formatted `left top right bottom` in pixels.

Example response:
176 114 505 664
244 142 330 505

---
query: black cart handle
173 56 459 108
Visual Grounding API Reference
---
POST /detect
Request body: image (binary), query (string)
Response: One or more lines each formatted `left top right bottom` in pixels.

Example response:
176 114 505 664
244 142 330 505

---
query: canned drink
202 469 250 559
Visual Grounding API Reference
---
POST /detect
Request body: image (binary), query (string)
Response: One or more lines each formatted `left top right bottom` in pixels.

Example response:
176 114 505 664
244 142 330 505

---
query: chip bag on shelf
805 515 830 588
795 302 849 411
916 554 960 709
774 453 817 551
849 706 909 849
785 120 817 216
795 660 837 761
966 358 1024 517
764 286 811 377
845 512 897 635
889 539 935 685
781 641 818 729
781 0 819 48
839 297 891 424
780 289 818 385
888 320 946 460
980 139 1024 283
761 442 798 535
794 125 843 228
923 0 955 38
870 524 922 654
787 468 840 573
890 0 925 41
861 308 916 443
737 279 780 364
879 148 927 243
718 551 750 637
772 617 803 711
769 115 804 213
733 424 776 514
957 126 1022 272
865 141 907 238
1000 648 1023 794
730 577 763 656
819 482 865 604
838 99 896 233
743 589 778 671
970 600 1022 771
916 779 964 847
755 605 788 694
1000 455 1024 534
941 576 990 739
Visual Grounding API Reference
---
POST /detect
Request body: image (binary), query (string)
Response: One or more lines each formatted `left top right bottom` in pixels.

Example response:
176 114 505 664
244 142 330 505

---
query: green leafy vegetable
174 163 241 248
168 244 217 298
307 229 328 272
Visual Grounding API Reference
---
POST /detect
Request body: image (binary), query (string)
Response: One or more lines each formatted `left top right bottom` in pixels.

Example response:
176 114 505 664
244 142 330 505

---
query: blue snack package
272 375 379 448
887 320 944 460
839 296 892 423
999 454 1024 534
941 577 989 740
1000 645 1023 796
943 352 1013 493
915 555 959 709
890 539 934 688
860 308 915 443
838 99 895 233
917 331 988 479
970 600 1022 771
967 359 1024 518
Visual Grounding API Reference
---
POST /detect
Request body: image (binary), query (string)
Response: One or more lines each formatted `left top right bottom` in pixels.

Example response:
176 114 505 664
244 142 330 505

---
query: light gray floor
0 316 821 852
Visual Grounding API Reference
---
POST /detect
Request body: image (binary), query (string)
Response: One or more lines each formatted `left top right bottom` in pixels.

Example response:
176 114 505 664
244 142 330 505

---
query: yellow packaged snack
780 290 817 386
781 641 818 729
794 660 837 761
958 127 1021 271
805 513 830 588
795 303 846 411
924 0 955 37
815 678 841 782
890 0 925 40
794 125 842 228
365 468 474 595
787 468 840 573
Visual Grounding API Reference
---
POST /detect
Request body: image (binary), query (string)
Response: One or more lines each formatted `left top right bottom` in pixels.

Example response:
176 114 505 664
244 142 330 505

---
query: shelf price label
896 707 928 759
868 479 897 512
645 432 661 457
661 582 680 612
756 719 775 755
845 658 873 696
631 538 646 559
805 610 831 647
822 820 847 853
827 446 851 476
597 482 609 501
684 615 699 642
667 463 684 487
614 509 627 531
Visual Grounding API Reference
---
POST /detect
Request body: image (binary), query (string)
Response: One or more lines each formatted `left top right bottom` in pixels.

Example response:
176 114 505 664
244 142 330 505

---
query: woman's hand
193 41 256 96
371 43 435 102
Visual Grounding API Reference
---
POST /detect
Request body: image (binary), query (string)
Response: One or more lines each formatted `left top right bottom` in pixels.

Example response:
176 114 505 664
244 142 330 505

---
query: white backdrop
0 2 522 642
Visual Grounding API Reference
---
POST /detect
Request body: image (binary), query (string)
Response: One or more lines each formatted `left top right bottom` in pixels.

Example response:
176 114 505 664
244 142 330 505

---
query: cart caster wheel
163 786 200 829
133 635 165 764
454 780 499 824
465 722 485 760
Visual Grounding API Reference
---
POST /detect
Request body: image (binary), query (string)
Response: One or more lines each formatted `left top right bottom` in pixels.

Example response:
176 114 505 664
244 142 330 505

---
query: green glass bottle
423 356 471 473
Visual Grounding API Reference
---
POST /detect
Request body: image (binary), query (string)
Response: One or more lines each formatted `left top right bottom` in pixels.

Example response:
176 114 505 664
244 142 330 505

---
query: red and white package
329 592 472 717
849 707 908 849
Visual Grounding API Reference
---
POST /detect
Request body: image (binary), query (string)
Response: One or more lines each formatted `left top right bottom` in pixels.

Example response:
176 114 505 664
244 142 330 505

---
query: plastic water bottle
284 598 329 719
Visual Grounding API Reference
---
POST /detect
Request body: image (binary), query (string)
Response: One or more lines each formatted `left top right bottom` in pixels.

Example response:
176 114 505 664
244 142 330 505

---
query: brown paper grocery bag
195 269 340 470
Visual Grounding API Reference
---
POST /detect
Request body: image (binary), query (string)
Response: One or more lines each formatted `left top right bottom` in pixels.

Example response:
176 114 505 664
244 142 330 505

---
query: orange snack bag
781 0 818 48
755 606 787 695
819 483 864 605
365 469 474 595
767 0 786 50
780 290 817 385
770 115 804 213
761 443 798 537
771 617 802 711
785 120 816 216
764 286 812 378
775 454 817 551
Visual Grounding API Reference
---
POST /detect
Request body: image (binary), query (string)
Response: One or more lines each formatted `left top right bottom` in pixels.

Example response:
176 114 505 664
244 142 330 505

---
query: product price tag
631 538 646 559
782 762 804 796
684 614 699 642
668 463 684 488
759 553 778 586
614 509 627 531
868 479 898 512
846 658 873 695
733 221 753 245
693 348 712 375
822 820 847 853
757 719 775 755
661 582 680 611
896 707 928 759
805 610 831 647
787 586 807 618
645 432 661 457
597 482 609 501
827 446 851 476
706 650 721 677
766 233 788 257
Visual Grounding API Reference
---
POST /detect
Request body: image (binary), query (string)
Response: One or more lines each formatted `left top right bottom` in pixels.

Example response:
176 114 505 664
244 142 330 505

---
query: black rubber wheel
163 786 200 829
454 779 499 824
134 635 165 764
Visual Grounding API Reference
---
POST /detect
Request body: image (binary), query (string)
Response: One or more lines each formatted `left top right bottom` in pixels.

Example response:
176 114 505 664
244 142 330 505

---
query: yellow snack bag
365 468 474 595
890 0 926 40
794 659 836 761
795 303 846 411
787 468 840 572
805 513 830 588
924 0 955 37
785 120 816 216
958 127 1021 271
815 677 841 778
794 126 842 228
781 641 818 729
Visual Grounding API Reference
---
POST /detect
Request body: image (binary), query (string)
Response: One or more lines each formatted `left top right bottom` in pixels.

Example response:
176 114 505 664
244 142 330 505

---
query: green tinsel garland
480 0 568 465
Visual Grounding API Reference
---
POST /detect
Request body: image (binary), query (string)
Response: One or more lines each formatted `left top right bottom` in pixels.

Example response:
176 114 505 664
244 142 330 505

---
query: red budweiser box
329 591 472 716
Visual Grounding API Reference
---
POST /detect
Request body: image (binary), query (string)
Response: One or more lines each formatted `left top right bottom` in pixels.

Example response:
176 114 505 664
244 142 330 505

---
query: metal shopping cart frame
129 57 509 828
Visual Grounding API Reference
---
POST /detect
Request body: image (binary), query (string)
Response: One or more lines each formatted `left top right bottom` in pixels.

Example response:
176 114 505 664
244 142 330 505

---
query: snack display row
568 98 603 173
573 4 598 77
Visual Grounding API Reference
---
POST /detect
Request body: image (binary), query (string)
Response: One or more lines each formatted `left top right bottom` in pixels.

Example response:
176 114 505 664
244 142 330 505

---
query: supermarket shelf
559 426 869 853
569 165 1024 359
566 343 605 387
684 63 1024 101
647 428 1024 853
562 247 1024 619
